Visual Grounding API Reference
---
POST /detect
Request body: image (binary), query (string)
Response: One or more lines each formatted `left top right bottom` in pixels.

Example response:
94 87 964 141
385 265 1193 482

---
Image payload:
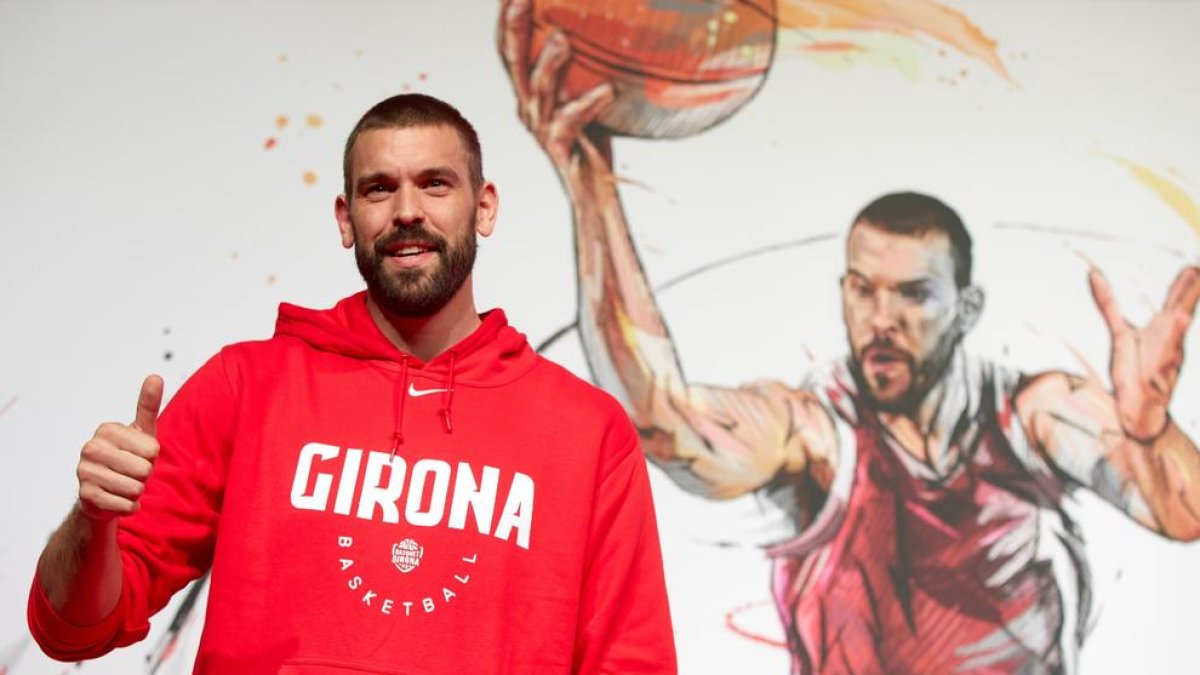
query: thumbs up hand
76 375 163 520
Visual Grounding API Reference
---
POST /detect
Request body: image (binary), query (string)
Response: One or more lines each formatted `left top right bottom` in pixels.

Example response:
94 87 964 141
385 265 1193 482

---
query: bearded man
28 93 676 675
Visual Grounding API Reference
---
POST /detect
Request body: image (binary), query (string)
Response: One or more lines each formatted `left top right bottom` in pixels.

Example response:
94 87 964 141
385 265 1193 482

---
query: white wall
1 1 1198 673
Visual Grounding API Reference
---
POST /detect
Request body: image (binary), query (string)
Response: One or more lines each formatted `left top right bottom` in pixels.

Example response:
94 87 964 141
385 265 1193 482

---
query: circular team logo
391 538 424 573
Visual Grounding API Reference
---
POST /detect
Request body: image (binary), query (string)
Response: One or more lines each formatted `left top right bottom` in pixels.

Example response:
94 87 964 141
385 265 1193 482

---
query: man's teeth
396 246 424 256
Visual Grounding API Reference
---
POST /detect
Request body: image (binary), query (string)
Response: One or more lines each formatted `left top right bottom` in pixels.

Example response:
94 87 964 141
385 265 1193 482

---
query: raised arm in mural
499 0 836 505
1018 268 1200 537
500 1 1200 671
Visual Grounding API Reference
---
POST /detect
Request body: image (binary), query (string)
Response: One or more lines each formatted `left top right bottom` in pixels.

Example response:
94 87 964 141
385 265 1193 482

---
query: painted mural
497 0 1200 673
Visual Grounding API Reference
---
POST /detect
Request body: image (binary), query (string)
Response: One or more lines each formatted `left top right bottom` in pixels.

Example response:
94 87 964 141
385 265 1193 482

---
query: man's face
842 221 965 412
335 125 496 317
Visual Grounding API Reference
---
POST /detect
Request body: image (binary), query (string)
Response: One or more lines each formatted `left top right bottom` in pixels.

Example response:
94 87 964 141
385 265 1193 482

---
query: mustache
372 227 447 256
861 337 909 357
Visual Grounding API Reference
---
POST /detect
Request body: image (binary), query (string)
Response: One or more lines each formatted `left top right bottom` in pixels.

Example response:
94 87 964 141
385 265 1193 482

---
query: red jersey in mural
767 356 1088 674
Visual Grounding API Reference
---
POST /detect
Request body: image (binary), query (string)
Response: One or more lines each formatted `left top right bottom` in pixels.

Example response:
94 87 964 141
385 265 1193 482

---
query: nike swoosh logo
408 383 453 397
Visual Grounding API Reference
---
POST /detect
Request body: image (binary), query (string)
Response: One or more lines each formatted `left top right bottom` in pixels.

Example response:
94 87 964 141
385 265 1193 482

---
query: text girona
290 442 534 549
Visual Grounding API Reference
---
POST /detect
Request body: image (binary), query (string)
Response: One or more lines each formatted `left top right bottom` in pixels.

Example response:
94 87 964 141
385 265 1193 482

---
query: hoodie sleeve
572 426 677 674
28 351 236 659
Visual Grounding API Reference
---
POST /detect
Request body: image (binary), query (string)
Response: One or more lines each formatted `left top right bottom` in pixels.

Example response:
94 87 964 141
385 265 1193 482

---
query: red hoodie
29 292 676 674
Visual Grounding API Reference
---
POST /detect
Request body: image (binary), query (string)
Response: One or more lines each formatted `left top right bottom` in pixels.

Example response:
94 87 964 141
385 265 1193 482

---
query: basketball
531 0 777 139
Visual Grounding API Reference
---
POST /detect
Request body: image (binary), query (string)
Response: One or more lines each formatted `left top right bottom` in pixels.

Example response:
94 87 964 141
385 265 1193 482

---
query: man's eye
899 287 929 303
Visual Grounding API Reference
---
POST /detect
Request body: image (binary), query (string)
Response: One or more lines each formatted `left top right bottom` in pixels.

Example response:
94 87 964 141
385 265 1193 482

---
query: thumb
133 374 164 437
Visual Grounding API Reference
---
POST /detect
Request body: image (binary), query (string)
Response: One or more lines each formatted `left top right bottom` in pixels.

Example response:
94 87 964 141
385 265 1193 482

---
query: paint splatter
163 351 173 362
1107 157 1200 238
0 395 17 418
724 599 788 649
777 0 1012 81
306 114 324 129
163 327 171 336
277 54 288 64
302 171 318 186
266 274 278 286
275 115 289 130
418 72 428 81
264 137 277 150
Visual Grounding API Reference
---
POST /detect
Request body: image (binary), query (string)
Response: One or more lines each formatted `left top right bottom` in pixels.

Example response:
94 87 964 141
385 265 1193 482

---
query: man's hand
498 0 615 168
1090 266 1200 441
76 375 163 519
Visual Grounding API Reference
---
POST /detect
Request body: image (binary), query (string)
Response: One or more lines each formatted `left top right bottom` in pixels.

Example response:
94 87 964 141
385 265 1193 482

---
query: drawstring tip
440 409 453 434
390 433 404 459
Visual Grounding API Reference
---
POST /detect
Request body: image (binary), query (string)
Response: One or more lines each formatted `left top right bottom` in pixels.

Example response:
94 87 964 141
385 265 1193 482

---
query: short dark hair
852 192 973 288
342 93 483 199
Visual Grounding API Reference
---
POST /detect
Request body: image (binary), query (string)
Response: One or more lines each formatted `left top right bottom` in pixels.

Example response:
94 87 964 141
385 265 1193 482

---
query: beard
850 330 961 415
353 215 477 318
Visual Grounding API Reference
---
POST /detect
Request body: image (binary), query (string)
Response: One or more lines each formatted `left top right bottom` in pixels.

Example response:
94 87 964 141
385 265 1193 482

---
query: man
29 94 676 674
499 6 1200 673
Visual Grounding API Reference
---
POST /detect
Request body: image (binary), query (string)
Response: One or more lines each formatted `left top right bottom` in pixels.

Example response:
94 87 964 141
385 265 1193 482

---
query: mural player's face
336 125 493 317
842 222 963 412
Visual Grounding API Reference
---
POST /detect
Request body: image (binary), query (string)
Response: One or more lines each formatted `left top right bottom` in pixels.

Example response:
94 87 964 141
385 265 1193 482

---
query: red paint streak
724 599 788 649
805 41 864 53
264 137 277 150
418 72 428 81
0 396 16 418
159 636 180 666
998 394 1013 431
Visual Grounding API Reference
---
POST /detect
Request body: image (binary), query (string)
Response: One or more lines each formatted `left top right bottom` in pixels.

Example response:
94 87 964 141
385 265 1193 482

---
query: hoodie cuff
28 569 123 661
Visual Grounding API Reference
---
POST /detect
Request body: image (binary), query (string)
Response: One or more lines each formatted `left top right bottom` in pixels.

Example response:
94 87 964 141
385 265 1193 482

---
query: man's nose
391 185 424 227
869 289 899 332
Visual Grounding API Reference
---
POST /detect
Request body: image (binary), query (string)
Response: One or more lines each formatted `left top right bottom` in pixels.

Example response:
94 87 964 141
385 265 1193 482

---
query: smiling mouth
385 242 438 258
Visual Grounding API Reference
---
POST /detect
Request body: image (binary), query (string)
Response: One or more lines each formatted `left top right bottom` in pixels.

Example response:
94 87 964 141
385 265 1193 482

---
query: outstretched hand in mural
1092 266 1200 441
501 1 1200 671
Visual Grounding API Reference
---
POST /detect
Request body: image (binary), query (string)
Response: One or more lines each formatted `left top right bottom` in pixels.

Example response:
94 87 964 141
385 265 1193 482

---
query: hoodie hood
273 291 538 452
273 291 536 385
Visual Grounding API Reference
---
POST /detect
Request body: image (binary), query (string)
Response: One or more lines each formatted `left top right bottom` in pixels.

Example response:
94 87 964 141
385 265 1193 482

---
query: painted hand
1090 266 1200 441
497 0 615 168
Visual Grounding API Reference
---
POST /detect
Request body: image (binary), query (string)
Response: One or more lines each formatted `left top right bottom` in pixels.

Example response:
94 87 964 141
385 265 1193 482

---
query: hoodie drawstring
439 349 457 434
391 355 410 459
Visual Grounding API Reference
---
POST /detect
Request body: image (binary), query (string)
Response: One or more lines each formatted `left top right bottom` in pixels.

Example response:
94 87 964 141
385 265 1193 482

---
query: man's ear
955 285 985 334
335 194 354 249
475 182 498 238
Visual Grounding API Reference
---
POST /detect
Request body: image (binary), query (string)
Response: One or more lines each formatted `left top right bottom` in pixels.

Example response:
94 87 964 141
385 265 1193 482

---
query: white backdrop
2 1 1199 673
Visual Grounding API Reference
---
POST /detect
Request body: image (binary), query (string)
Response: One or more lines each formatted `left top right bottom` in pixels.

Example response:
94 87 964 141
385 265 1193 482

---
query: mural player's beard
354 220 477 318
850 332 960 415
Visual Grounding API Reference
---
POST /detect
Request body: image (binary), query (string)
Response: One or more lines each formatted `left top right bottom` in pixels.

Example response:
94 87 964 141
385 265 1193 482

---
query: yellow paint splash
306 114 324 129
302 170 318 186
275 115 289 130
1109 157 1200 239
778 0 1012 82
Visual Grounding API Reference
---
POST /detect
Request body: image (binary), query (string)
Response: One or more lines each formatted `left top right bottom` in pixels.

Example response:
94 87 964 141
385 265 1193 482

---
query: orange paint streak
275 115 289 130
302 171 318 186
306 114 324 129
804 40 864 53
778 0 1011 81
